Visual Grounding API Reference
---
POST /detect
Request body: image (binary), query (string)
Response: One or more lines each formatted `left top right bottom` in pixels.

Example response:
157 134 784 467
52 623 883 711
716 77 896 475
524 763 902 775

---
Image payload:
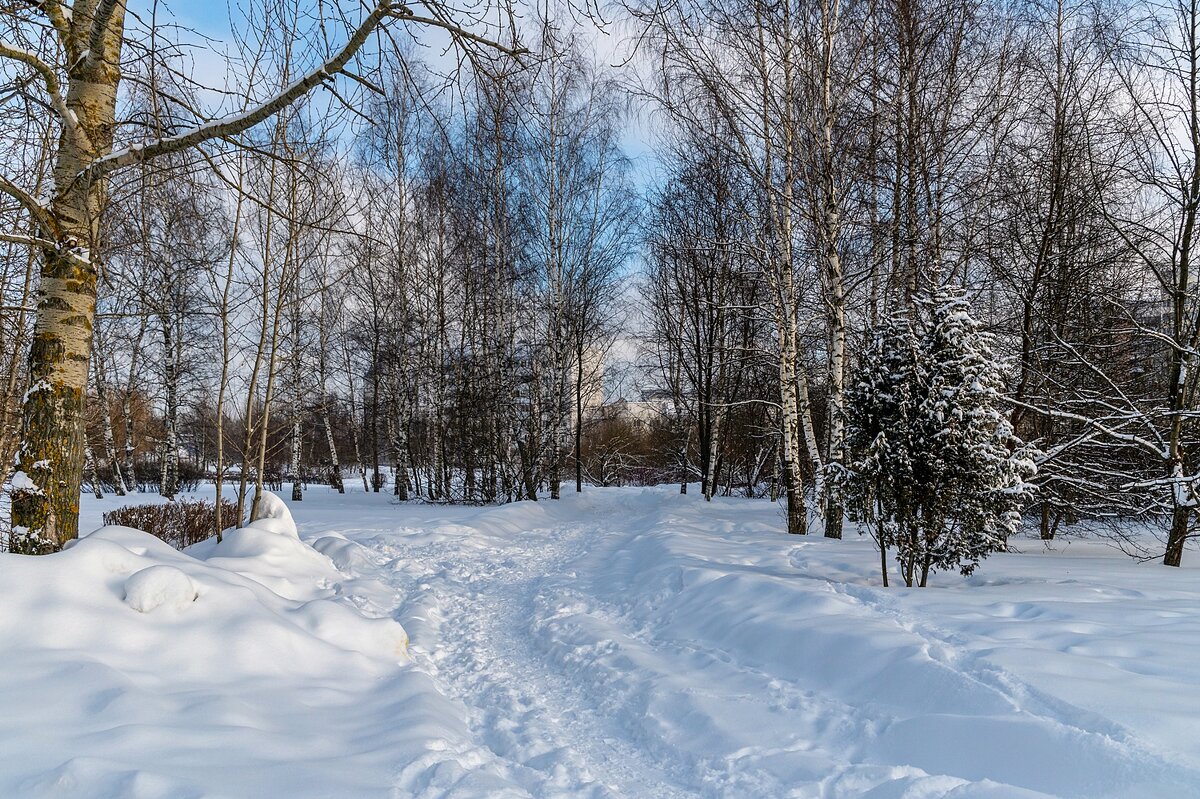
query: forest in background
2 0 1199 569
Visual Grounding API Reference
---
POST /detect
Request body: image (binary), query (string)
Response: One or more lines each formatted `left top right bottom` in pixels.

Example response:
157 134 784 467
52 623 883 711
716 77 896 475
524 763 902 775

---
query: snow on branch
0 174 54 235
84 0 121 71
0 231 56 249
1005 397 1170 460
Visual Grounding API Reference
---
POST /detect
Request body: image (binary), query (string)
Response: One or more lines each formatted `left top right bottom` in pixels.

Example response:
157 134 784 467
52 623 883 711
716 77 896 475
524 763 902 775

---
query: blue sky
160 0 232 38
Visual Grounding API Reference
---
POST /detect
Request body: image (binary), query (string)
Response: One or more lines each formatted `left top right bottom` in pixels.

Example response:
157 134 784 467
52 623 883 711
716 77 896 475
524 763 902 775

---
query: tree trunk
575 336 584 493
704 411 721 501
92 351 125 495
816 0 847 540
11 1 130 551
1165 500 1189 567
779 335 808 534
391 414 409 501
161 315 180 499
0 236 37 499
84 444 103 500
122 315 147 494
290 417 303 501
324 411 344 493
877 513 890 588
821 212 847 539
341 337 370 493
11 254 102 550
371 366 382 492
1039 503 1054 541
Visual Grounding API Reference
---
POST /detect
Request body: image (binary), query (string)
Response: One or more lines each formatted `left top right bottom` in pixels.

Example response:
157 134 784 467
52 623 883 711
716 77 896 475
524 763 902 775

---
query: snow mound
248 490 298 538
123 565 196 613
202 524 342 601
0 491 429 798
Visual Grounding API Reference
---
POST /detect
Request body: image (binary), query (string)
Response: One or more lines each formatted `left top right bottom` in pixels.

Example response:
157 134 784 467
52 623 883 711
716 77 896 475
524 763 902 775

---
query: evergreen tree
837 313 918 587
840 288 1036 586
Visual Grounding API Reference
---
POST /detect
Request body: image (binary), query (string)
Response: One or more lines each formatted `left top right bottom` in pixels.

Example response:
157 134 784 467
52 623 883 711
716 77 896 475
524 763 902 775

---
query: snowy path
305 489 1200 799
378 520 698 798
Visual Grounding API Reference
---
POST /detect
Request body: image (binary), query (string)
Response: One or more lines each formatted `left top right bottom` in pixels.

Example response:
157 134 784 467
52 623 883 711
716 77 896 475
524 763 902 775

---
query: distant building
588 391 674 429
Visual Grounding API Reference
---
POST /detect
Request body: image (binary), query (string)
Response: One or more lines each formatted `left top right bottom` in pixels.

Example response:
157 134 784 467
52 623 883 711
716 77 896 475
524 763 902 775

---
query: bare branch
23 0 73 56
0 39 82 145
396 11 529 58
80 0 399 185
0 173 54 234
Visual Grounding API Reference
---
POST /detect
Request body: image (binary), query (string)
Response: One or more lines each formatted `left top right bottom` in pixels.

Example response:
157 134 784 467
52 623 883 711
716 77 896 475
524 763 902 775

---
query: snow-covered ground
1 485 1197 798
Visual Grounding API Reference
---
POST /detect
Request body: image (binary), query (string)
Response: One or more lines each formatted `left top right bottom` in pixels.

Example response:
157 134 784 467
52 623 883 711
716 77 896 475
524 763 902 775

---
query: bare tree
1 0 525 552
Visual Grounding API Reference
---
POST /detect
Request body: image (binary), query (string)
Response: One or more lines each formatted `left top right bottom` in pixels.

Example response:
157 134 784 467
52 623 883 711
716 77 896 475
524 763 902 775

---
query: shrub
102 499 241 549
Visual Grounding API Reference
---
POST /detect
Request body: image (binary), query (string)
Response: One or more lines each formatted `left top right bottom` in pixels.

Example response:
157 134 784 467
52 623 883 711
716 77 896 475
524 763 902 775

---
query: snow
1 485 1198 797
246 489 298 537
123 565 197 612
9 469 41 493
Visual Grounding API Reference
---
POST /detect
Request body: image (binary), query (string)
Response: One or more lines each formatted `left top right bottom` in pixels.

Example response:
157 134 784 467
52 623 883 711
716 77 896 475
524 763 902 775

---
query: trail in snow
310 488 1200 799
384 520 698 798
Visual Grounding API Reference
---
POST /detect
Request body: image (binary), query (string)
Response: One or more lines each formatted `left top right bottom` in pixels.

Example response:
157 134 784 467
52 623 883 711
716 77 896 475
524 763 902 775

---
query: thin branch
0 39 83 148
24 0 73 56
1005 397 1170 460
0 173 53 234
397 11 529 58
0 231 54 249
80 0 399 185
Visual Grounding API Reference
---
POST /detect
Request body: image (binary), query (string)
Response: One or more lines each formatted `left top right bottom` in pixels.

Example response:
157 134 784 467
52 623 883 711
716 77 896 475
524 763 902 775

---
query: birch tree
0 0 525 551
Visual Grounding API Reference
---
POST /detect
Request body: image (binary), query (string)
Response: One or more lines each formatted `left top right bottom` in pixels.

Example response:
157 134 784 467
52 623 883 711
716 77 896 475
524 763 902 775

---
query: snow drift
0 492 433 799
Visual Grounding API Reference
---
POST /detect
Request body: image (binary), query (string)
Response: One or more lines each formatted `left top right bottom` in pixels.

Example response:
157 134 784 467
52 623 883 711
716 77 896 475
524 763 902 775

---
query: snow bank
0 491 441 799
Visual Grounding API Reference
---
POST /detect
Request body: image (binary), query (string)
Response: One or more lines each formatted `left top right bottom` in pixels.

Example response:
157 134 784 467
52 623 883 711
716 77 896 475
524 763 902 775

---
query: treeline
634 0 1200 566
3 0 1200 568
0 16 636 528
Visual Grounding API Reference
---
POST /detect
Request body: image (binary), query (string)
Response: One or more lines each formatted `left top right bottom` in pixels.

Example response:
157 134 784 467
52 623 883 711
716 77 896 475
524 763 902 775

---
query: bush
102 499 241 549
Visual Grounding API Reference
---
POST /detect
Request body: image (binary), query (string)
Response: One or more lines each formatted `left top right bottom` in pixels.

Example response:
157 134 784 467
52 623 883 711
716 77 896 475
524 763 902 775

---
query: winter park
2 0 1200 798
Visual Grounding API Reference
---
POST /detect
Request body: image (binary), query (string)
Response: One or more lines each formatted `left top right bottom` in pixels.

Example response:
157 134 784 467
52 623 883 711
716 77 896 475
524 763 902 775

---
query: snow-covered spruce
837 288 1036 586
